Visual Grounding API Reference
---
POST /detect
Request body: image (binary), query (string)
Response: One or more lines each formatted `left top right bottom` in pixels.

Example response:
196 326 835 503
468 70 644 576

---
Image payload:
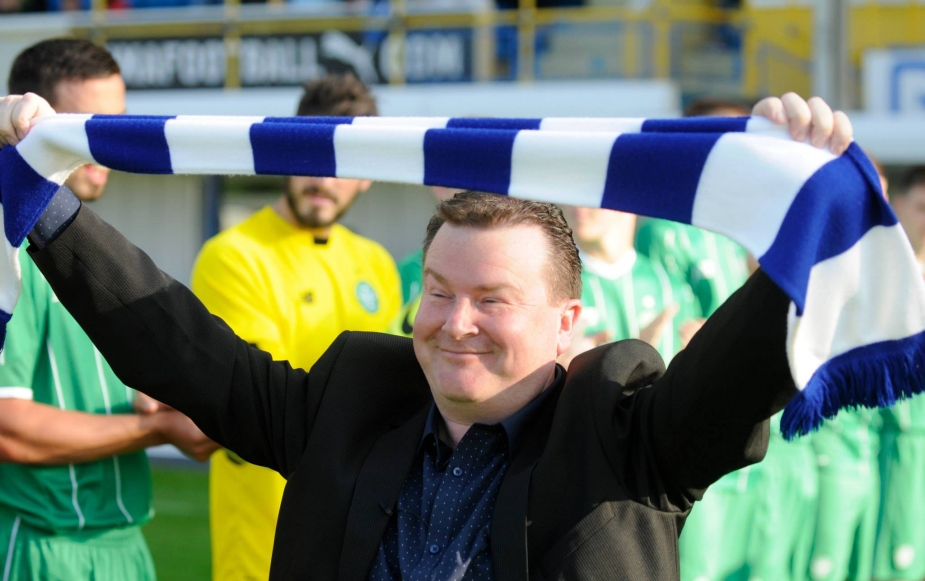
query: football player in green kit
747 414 819 581
0 40 217 580
807 409 880 581
559 205 699 366
872 166 925 581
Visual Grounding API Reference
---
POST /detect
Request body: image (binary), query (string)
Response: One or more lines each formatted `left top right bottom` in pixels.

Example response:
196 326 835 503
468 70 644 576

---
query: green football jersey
880 394 925 435
636 218 750 317
812 408 881 475
578 250 699 363
0 249 152 534
397 249 424 304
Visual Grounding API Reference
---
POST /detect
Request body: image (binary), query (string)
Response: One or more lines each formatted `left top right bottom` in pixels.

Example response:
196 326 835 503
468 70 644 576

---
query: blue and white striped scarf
1 113 923 438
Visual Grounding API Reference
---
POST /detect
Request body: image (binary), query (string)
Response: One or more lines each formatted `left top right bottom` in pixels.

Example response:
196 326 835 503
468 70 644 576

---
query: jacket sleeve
627 268 797 508
27 204 341 478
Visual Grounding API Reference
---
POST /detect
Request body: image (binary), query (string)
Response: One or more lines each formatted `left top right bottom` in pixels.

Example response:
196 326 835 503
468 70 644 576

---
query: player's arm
3 95 330 476
25 203 325 477
622 94 853 506
0 236 217 465
0 400 213 464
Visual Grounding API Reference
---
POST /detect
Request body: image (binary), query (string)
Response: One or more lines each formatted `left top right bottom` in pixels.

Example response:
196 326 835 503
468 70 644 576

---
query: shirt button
452 467 463 477
429 544 440 554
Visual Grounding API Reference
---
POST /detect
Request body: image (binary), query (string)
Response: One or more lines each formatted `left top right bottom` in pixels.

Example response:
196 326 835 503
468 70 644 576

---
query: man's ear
556 299 583 356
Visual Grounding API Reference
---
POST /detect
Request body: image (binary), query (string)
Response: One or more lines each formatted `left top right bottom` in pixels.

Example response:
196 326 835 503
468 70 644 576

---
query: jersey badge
356 281 379 314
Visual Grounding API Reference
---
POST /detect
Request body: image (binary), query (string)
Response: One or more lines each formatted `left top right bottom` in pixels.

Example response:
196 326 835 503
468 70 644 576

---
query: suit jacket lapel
337 404 430 581
491 385 561 581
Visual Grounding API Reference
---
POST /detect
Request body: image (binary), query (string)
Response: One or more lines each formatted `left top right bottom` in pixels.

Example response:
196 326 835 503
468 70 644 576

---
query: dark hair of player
896 166 925 198
8 38 120 107
296 73 378 118
683 97 752 118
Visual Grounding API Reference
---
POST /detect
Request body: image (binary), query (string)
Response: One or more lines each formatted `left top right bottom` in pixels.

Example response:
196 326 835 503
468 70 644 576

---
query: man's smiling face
413 223 577 423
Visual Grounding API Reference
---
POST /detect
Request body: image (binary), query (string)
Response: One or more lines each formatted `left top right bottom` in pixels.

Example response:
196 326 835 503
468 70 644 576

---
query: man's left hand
752 93 853 155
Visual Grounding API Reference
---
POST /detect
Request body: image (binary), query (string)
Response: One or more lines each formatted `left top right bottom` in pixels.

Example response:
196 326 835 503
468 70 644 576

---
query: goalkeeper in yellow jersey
190 74 402 581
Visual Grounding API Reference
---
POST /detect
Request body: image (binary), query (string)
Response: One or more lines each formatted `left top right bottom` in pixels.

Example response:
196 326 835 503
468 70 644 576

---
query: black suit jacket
30 206 797 580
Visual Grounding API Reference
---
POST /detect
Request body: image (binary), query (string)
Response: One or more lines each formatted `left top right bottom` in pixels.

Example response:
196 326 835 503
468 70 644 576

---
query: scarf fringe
781 330 925 440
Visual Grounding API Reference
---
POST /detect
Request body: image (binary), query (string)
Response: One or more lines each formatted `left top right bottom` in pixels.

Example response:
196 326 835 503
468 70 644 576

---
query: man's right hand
152 410 219 462
0 93 55 147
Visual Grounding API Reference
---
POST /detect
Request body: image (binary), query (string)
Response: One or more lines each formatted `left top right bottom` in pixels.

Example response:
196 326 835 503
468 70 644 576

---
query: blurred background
1 0 924 577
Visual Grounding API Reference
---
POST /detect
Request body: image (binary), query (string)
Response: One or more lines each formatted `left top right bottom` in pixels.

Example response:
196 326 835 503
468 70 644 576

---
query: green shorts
873 432 925 581
0 508 155 581
748 440 818 581
808 466 878 581
679 467 760 581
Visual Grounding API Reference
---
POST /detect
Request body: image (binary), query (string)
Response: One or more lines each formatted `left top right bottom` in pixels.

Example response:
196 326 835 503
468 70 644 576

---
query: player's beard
285 183 353 229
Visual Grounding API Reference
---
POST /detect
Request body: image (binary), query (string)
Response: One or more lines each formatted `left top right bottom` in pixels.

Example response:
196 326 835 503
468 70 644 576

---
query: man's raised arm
0 94 327 478
624 94 854 507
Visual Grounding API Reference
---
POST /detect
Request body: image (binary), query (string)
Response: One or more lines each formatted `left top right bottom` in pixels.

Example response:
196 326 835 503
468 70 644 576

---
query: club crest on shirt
356 281 379 314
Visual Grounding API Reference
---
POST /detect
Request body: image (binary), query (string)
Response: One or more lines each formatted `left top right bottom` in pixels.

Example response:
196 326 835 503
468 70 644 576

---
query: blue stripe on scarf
86 115 175 174
642 117 750 134
600 132 720 224
760 144 898 315
251 121 338 177
262 116 354 125
0 147 63 247
446 118 543 131
0 311 10 355
423 128 518 194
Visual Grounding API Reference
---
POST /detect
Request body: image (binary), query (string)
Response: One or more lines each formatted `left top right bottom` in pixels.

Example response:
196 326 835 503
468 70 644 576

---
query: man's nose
442 299 479 339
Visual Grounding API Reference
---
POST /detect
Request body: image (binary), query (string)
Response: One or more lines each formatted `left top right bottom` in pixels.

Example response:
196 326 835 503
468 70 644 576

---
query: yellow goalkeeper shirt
191 206 401 581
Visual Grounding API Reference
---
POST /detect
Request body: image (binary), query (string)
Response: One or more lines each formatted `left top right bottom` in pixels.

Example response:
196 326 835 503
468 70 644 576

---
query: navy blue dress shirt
28 185 81 249
368 368 563 581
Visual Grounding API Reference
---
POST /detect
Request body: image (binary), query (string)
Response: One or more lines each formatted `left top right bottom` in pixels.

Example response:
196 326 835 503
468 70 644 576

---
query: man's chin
432 375 496 405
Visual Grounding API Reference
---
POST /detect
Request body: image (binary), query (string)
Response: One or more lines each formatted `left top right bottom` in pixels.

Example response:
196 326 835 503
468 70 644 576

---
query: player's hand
752 93 853 155
154 410 219 462
679 318 706 348
133 392 174 415
0 93 55 148
639 304 679 348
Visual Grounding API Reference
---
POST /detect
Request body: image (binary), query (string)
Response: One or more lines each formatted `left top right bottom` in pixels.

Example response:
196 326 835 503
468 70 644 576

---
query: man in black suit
0 92 852 580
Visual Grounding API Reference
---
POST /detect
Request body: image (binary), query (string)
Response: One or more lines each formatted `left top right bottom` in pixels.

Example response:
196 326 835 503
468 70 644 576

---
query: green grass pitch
143 464 212 581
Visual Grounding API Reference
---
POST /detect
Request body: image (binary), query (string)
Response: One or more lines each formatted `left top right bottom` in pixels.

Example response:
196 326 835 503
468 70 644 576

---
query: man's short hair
896 166 925 199
683 97 752 118
422 192 582 302
296 74 378 117
8 39 120 105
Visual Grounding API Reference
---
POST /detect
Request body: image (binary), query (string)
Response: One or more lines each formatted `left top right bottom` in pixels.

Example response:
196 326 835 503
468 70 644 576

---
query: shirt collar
579 249 637 280
420 365 565 459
